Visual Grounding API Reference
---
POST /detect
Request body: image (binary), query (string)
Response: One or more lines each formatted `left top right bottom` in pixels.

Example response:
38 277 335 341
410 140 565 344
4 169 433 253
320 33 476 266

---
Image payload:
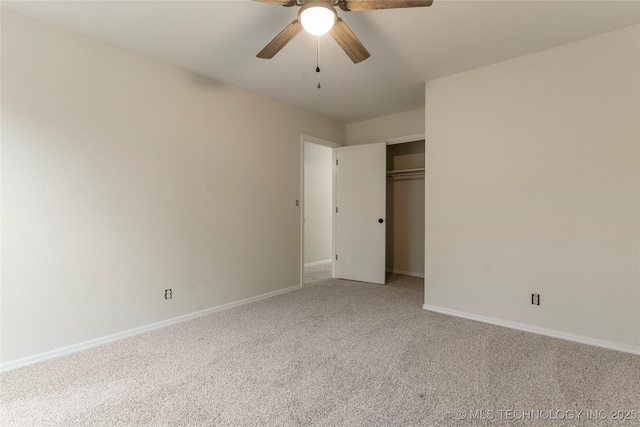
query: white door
335 143 386 284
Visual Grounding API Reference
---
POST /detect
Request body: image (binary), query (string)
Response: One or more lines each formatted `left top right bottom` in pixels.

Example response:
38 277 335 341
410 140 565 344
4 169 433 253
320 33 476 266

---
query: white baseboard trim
304 259 332 268
386 269 424 278
422 304 640 356
1 284 302 373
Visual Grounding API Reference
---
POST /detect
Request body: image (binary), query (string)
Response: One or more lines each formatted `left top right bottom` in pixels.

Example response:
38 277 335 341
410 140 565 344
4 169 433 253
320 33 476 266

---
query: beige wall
346 108 425 146
424 25 640 351
1 10 345 366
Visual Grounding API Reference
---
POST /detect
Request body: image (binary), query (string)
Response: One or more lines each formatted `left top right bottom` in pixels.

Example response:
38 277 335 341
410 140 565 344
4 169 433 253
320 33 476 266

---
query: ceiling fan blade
253 0 297 6
341 0 433 11
329 17 370 63
257 19 303 59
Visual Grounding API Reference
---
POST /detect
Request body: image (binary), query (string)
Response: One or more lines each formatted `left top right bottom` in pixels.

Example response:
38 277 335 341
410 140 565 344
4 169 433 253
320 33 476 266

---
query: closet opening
386 140 425 279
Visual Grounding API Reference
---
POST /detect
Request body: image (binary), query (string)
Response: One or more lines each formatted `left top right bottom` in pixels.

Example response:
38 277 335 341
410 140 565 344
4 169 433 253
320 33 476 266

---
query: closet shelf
386 168 425 178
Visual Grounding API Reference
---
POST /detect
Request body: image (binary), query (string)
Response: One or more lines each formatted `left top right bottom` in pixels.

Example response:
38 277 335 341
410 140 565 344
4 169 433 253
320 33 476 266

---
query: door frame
337 133 426 283
363 133 426 146
300 134 341 286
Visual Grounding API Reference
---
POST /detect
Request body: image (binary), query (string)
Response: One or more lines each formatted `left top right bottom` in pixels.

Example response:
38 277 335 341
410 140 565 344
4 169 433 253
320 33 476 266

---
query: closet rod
386 168 425 178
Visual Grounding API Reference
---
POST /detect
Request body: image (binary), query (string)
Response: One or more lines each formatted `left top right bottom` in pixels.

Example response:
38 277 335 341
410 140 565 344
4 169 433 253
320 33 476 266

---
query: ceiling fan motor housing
298 2 338 35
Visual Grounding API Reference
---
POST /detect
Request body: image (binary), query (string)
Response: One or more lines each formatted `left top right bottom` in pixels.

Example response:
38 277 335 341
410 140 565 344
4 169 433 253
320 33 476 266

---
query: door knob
378 218 384 223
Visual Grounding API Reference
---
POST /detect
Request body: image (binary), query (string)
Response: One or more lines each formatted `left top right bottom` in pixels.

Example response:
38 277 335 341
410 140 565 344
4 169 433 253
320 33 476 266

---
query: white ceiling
3 0 639 123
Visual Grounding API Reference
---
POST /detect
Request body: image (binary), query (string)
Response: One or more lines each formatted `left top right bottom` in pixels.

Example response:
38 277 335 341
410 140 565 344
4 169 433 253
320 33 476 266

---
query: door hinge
336 159 338 166
336 254 338 260
336 207 338 213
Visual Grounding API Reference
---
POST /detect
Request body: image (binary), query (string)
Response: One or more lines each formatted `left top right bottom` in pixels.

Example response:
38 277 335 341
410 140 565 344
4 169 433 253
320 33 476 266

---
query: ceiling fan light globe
300 6 336 36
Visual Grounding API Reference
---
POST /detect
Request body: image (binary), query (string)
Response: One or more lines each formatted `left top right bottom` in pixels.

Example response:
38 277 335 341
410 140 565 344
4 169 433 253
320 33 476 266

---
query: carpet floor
1 274 638 426
303 262 332 284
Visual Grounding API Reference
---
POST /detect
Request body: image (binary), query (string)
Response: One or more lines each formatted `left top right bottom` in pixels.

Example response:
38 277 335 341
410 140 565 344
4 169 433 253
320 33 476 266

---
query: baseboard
422 304 640 356
304 259 332 267
1 284 302 373
386 269 424 278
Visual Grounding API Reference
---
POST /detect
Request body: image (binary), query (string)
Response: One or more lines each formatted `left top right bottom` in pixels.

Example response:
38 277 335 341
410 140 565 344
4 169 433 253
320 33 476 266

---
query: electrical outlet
165 289 172 300
532 293 540 305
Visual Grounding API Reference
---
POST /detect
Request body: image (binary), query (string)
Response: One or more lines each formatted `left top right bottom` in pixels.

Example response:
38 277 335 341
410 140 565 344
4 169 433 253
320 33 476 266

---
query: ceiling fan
255 0 434 64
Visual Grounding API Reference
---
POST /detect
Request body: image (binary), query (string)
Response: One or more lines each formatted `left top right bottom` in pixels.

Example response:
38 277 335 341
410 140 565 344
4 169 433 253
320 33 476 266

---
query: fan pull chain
316 37 321 89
